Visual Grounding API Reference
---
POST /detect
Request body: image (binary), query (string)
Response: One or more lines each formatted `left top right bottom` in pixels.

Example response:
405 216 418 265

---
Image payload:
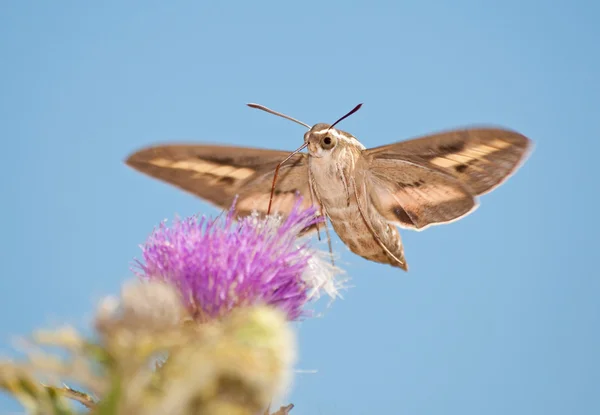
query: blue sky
1 1 598 413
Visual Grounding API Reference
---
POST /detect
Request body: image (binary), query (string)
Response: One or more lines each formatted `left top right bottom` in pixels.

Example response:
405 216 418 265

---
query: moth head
305 123 343 157
245 102 364 157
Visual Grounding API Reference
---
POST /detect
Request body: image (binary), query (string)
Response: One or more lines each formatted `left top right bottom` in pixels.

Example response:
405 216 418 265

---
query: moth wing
366 157 478 231
365 127 532 195
125 144 317 220
351 168 409 270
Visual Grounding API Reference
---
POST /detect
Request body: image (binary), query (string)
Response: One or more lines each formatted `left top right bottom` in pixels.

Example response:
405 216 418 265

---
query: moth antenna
247 103 311 129
329 103 363 130
267 142 308 215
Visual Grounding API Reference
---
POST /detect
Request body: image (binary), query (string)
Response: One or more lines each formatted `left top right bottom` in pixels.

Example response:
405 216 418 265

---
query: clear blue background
1 1 598 414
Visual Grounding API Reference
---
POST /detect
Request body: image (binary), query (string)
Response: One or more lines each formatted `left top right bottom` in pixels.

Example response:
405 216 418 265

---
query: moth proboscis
125 103 533 271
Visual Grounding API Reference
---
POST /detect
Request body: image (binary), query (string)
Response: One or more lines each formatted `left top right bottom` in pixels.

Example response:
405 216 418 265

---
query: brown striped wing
364 127 532 230
125 144 316 219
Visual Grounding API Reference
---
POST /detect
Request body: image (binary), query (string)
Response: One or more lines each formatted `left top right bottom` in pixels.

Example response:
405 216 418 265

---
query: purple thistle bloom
134 198 341 321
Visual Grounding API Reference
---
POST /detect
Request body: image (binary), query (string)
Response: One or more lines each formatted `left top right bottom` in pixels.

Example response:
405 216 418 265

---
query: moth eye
321 136 335 149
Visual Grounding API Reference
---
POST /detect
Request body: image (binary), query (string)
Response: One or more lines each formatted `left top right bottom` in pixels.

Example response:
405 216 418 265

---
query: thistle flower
0 198 343 414
135 197 345 321
0 281 298 415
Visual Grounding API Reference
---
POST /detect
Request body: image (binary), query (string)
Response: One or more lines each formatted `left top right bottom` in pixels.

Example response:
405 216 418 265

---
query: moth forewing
125 144 317 223
365 127 533 196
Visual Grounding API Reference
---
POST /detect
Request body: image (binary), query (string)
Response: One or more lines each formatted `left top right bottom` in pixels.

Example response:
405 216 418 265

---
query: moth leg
213 207 227 223
336 160 352 207
316 201 335 266
308 168 335 265
323 211 335 266
308 167 323 242
351 177 407 269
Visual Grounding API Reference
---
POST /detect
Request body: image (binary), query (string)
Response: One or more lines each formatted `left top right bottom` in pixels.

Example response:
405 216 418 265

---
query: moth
125 103 532 271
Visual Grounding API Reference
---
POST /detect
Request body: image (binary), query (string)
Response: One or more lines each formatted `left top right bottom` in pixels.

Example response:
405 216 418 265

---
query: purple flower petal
133 197 332 321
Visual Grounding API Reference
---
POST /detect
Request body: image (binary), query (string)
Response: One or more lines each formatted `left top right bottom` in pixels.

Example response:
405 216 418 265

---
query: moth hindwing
126 104 532 271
